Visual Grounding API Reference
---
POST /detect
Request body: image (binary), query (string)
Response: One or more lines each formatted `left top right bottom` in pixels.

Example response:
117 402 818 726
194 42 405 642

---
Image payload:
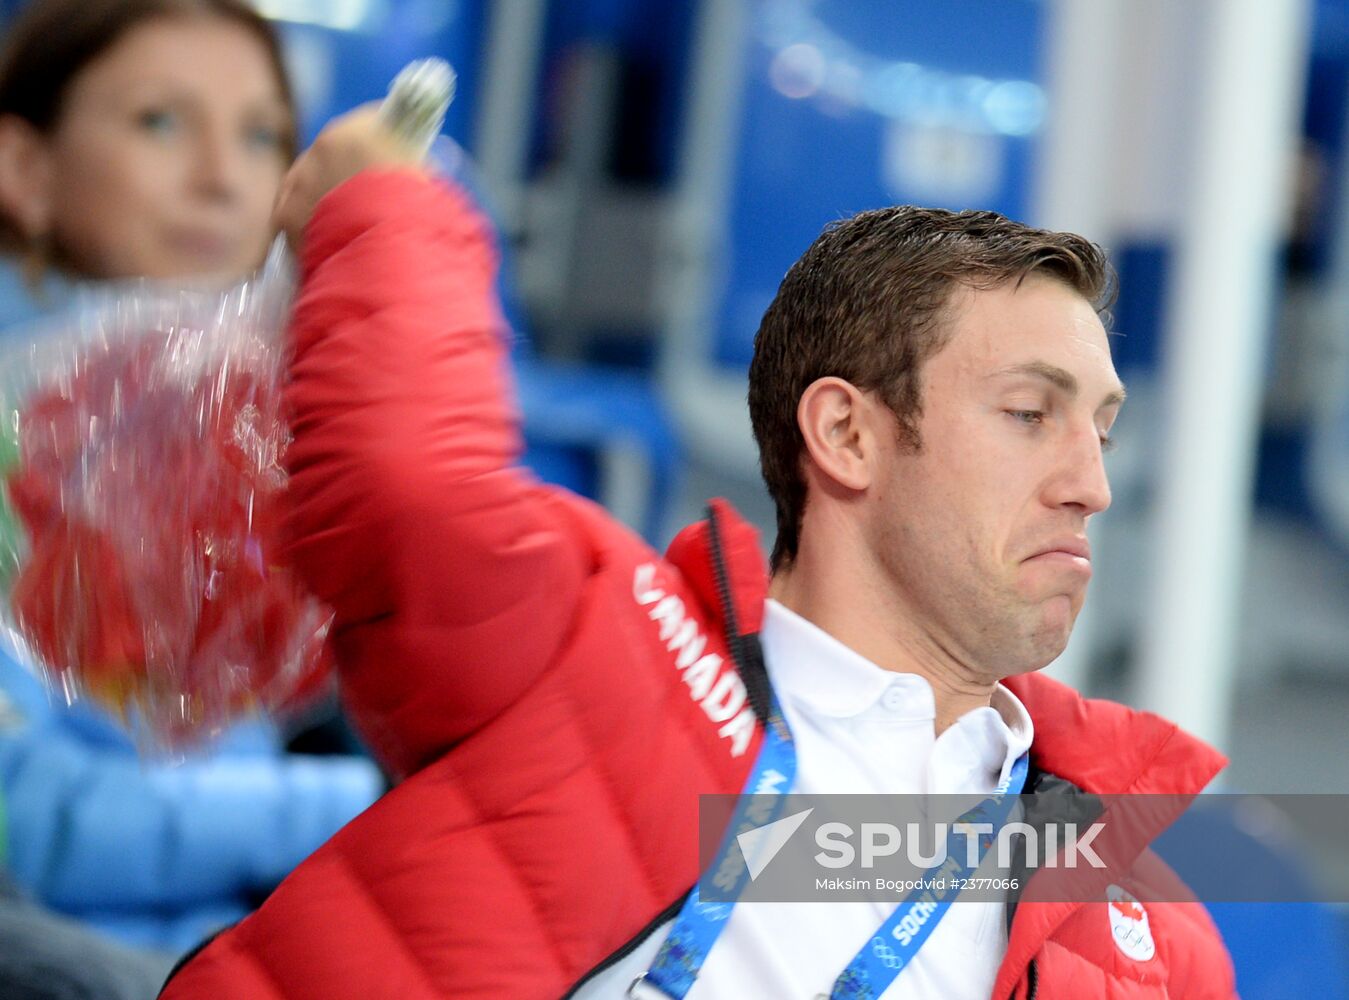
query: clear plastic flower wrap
0 59 456 752
0 251 335 750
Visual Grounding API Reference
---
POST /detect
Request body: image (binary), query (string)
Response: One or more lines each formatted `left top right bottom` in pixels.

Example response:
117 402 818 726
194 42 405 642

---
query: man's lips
1023 538 1092 575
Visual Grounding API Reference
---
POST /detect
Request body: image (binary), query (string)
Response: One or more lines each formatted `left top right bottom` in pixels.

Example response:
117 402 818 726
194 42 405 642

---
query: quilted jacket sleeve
283 171 591 778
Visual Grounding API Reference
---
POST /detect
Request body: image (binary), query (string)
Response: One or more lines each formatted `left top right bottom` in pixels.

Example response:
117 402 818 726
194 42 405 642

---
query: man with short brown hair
750 205 1113 569
748 204 1123 732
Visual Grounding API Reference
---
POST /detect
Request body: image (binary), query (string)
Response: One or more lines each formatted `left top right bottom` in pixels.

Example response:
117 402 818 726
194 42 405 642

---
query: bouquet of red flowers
0 266 331 749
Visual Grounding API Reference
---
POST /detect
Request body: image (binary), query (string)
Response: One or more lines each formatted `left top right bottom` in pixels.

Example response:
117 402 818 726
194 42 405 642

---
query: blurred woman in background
0 2 381 995
0 0 293 289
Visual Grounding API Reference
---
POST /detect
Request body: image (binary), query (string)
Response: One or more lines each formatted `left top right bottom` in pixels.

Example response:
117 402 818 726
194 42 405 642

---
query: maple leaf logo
1111 899 1145 922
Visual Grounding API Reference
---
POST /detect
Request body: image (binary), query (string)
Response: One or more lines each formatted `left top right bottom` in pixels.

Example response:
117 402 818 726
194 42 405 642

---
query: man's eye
1100 433 1117 452
1007 410 1043 425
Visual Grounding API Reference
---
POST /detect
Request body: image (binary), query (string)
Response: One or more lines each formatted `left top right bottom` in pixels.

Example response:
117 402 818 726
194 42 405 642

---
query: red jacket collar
664 498 769 638
1004 672 1226 796
666 500 1227 797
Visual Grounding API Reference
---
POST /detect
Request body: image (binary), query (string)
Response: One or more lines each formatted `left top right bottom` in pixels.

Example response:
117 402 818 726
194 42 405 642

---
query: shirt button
881 687 906 712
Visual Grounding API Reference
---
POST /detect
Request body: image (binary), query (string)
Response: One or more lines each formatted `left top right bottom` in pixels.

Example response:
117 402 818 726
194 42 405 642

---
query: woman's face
42 16 291 282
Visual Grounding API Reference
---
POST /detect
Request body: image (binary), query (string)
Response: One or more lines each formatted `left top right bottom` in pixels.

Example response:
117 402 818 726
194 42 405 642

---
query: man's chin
975 593 1080 678
1016 596 1078 672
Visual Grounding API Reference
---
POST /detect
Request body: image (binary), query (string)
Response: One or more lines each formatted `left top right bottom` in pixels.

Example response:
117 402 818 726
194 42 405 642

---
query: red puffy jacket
161 172 1236 999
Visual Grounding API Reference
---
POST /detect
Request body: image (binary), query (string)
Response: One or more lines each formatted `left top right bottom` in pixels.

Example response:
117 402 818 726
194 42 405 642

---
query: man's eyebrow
990 362 1127 407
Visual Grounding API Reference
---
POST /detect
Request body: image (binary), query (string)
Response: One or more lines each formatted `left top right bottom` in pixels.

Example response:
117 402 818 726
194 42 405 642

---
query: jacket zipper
704 503 773 725
560 890 691 998
1023 958 1039 1000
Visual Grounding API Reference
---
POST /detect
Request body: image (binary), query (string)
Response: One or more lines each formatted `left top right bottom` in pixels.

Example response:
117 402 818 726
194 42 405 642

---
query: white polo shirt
580 598 1034 999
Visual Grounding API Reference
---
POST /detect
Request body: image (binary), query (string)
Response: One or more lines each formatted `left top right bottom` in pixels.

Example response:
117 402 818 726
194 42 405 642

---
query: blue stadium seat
513 356 681 542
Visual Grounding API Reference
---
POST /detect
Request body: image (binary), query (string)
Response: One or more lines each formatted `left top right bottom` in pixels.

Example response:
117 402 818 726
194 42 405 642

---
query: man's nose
1047 424 1113 517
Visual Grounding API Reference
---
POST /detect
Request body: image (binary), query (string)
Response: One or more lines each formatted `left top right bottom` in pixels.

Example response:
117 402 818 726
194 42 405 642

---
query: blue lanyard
632 700 1029 1000
830 752 1027 998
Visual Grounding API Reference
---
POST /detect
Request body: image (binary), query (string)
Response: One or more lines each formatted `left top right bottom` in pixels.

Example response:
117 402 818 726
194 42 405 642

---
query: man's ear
796 377 878 492
0 115 54 241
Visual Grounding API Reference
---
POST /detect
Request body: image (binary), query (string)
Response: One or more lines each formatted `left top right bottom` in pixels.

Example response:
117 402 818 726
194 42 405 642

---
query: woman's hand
272 103 426 249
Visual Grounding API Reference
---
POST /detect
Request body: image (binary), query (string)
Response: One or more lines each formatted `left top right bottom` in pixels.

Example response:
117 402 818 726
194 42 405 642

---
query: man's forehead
934 280 1121 395
940 274 1106 331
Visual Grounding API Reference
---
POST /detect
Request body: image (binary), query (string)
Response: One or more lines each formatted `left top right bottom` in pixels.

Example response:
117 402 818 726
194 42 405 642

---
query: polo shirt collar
760 598 1034 773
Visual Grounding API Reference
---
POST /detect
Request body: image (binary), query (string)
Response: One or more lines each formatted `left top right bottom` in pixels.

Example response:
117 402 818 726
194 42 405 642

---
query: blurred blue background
1 0 1347 993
